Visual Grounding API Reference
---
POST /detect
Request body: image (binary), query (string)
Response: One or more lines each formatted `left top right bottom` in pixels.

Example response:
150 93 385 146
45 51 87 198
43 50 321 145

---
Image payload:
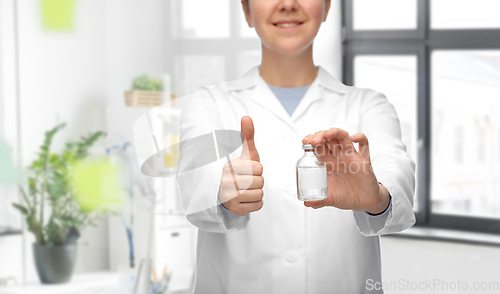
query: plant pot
39 0 77 31
33 243 77 284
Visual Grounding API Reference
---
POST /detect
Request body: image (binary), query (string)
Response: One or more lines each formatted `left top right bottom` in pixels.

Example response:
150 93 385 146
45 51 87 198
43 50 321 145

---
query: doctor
176 0 416 293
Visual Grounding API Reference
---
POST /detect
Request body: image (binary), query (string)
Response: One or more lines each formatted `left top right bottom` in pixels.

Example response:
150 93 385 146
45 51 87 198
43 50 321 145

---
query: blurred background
0 0 499 293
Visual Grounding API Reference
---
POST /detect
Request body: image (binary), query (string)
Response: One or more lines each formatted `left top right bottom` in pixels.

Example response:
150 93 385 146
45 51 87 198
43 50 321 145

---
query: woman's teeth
276 23 300 27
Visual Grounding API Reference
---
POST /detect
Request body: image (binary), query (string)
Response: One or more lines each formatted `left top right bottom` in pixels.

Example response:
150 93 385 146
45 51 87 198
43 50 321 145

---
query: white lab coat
175 66 416 294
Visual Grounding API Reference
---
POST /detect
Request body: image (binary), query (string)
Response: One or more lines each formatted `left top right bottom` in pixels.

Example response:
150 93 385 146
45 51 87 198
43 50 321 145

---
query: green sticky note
0 140 21 186
72 159 124 213
39 0 76 31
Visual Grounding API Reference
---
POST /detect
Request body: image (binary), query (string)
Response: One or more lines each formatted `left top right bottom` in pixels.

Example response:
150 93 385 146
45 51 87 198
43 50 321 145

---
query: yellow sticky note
72 158 123 212
39 0 76 31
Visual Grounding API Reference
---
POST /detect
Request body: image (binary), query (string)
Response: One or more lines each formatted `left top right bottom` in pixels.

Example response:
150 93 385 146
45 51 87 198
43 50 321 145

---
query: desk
0 272 190 294
0 272 118 294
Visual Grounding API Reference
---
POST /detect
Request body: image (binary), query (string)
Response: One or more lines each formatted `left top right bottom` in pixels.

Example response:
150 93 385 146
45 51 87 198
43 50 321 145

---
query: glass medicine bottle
296 144 328 201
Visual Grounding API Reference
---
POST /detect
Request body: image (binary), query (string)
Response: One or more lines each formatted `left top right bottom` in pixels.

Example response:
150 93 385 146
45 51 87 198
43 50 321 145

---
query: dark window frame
342 0 500 234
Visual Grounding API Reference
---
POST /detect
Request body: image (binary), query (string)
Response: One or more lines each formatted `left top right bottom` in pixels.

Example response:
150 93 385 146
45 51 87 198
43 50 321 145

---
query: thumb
240 116 260 161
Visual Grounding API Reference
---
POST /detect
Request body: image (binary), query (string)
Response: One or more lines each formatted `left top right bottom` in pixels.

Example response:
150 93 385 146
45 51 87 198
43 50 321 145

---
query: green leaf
26 214 35 233
74 131 106 160
39 123 66 170
132 74 163 91
18 122 116 245
30 160 41 170
12 203 29 215
28 177 38 196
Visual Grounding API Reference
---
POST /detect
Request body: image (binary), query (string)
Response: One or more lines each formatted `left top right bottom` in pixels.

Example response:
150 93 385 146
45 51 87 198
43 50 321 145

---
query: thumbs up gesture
218 116 264 216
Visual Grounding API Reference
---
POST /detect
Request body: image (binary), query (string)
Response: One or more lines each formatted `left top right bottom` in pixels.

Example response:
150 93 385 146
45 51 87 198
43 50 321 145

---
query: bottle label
298 167 327 190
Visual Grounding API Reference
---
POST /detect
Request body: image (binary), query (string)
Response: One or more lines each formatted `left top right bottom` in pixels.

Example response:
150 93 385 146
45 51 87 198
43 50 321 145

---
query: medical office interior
1 0 500 293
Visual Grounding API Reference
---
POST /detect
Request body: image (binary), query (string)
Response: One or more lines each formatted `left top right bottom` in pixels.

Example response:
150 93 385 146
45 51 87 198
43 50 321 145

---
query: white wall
381 236 500 294
104 0 168 108
1 0 26 284
17 0 107 157
3 0 170 283
0 235 23 284
0 0 169 284
14 0 109 282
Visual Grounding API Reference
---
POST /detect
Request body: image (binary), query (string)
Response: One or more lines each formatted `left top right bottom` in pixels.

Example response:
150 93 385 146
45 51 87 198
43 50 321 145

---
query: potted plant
124 74 164 108
12 123 113 284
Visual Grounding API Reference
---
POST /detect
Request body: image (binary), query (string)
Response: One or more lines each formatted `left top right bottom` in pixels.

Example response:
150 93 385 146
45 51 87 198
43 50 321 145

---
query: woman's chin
263 41 314 57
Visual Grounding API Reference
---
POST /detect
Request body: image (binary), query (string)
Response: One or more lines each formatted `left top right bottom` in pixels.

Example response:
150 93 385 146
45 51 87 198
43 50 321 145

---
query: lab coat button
285 252 297 263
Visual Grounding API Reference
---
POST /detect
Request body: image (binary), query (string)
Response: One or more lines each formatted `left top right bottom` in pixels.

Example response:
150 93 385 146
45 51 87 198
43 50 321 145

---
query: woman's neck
259 45 318 88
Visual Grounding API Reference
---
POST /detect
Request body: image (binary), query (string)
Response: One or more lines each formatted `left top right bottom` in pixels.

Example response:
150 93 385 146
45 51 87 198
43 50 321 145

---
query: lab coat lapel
292 67 350 121
291 77 322 122
251 74 297 132
229 66 347 131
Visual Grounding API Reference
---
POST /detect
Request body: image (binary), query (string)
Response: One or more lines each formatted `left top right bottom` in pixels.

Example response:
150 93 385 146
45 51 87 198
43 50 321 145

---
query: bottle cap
302 144 316 150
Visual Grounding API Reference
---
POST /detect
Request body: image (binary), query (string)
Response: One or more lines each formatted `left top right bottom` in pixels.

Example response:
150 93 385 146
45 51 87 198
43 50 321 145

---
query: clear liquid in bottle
296 144 328 201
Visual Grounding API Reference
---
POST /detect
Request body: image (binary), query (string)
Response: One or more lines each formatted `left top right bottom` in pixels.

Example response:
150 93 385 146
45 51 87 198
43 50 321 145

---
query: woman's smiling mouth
273 20 304 28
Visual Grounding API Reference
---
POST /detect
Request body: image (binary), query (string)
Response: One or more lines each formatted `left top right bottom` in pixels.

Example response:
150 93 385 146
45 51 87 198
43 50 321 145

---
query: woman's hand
218 116 264 216
301 128 391 214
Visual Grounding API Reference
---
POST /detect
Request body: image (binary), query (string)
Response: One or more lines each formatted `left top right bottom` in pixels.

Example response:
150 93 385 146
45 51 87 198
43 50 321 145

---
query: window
431 0 500 29
353 0 418 30
343 0 500 233
168 0 261 96
354 55 418 162
173 0 230 39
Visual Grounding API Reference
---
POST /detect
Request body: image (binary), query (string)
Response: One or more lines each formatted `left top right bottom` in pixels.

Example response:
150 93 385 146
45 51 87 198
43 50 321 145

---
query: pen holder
151 272 172 294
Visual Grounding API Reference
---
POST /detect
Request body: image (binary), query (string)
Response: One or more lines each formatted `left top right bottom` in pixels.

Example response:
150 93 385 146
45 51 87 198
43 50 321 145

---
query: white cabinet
154 225 196 291
156 227 193 272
